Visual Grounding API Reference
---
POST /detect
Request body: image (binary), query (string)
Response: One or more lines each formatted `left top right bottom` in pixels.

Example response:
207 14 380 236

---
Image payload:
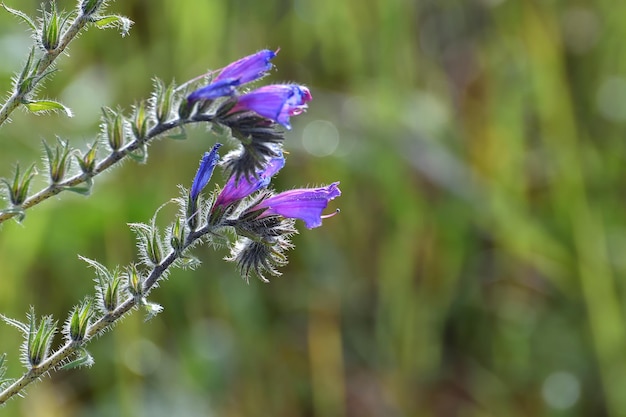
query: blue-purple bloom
229 84 312 129
251 182 341 229
215 49 277 84
213 154 285 210
187 49 277 102
190 143 222 202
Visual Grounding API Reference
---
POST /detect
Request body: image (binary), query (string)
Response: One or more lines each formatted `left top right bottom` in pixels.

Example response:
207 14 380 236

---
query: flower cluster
0 0 341 403
185 49 313 182
185 50 341 280
189 146 340 280
187 49 311 131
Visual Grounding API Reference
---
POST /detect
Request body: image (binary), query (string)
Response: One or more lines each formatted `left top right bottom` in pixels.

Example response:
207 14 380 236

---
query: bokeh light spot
561 7 601 55
596 77 626 122
302 120 340 157
123 338 163 376
542 371 581 410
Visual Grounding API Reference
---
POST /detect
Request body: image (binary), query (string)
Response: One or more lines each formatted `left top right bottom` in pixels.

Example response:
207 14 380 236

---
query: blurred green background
1 0 625 415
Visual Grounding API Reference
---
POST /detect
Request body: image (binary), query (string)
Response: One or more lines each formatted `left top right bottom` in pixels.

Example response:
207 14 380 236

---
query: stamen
321 208 340 219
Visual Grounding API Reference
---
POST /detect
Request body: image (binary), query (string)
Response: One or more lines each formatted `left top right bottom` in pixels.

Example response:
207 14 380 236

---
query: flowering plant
0 0 340 406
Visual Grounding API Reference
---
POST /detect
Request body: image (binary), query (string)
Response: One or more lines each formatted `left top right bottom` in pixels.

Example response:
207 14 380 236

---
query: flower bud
127 264 143 298
132 100 150 141
41 3 61 51
68 300 92 343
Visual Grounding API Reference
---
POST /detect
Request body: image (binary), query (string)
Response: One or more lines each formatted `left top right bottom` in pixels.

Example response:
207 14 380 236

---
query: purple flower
187 78 239 102
187 49 277 102
215 49 277 85
251 182 341 229
190 143 222 202
230 84 312 129
213 154 285 209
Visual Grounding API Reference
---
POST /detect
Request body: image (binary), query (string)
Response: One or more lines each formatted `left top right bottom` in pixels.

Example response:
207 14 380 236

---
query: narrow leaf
63 179 93 196
78 255 112 282
24 100 73 117
59 348 94 370
127 144 148 163
167 129 187 141
92 14 134 37
1 3 37 31
1 315 28 334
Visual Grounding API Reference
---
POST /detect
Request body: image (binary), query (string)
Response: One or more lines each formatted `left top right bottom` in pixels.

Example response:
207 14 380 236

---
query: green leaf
59 348 94 370
92 14 134 37
1 3 37 31
167 129 187 141
24 100 73 117
178 255 201 270
78 255 112 282
63 178 93 196
16 47 36 87
1 314 28 334
127 144 148 164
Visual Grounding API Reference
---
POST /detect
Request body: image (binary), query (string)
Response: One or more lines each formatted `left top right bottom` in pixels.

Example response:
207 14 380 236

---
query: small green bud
1 163 36 206
68 300 92 342
41 2 60 51
126 264 143 298
44 138 72 184
170 217 185 253
16 48 36 95
178 97 192 120
186 196 198 231
103 271 121 312
77 140 98 174
146 228 163 265
155 79 174 124
110 114 125 151
27 312 56 368
103 108 125 151
131 100 150 141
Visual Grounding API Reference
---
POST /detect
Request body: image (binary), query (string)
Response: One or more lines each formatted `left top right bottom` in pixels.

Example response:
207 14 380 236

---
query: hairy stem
0 11 92 126
0 114 214 225
0 225 209 405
